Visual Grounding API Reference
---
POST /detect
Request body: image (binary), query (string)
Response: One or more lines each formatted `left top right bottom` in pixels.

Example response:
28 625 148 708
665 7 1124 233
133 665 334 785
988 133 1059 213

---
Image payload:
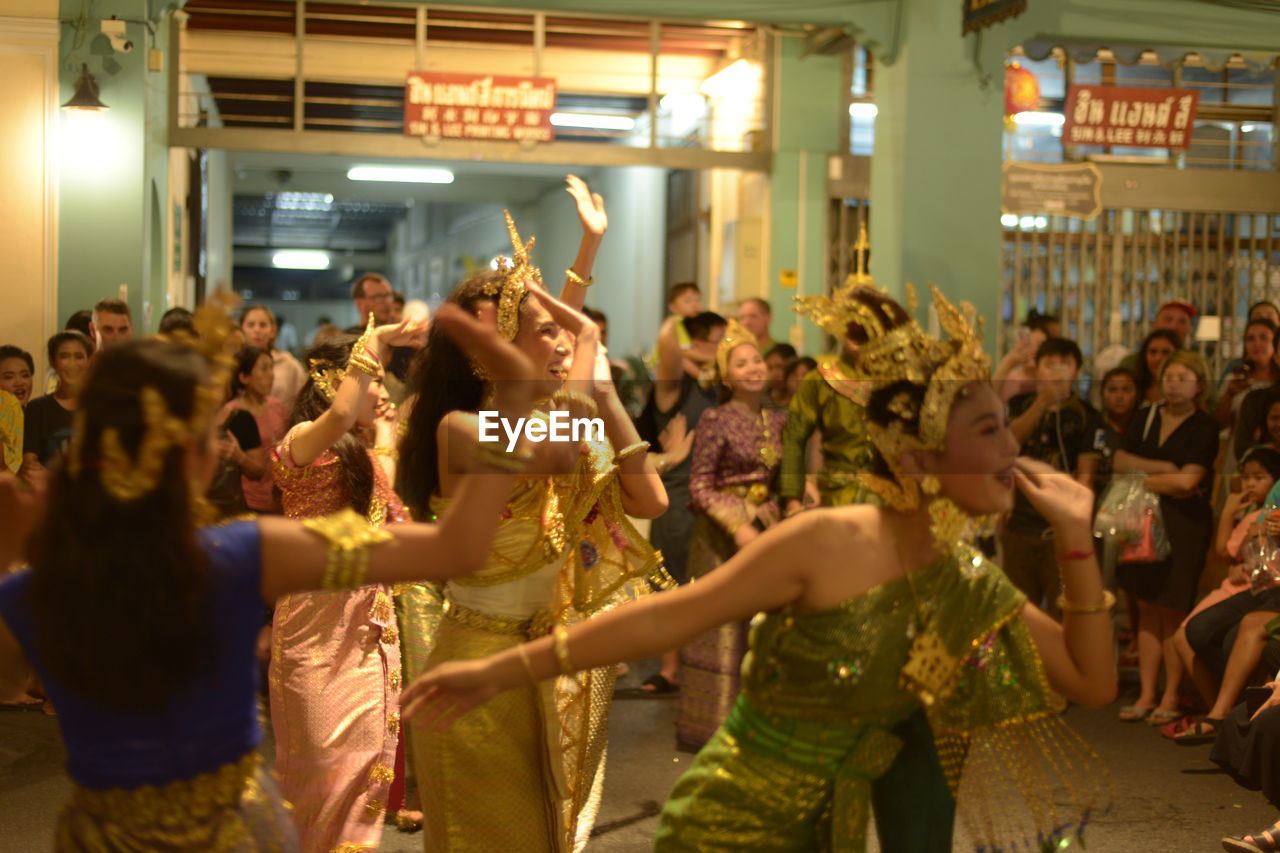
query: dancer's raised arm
557 174 606 310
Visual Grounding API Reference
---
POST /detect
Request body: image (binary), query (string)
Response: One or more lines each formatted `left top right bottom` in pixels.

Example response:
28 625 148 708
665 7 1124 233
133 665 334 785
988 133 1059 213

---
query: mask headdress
793 221 879 339
70 292 241 505
481 211 543 342
715 319 759 379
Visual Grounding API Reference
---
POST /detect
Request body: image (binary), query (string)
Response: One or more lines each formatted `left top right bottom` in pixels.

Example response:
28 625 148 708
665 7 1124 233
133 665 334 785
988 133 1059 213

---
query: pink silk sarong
269 423 407 852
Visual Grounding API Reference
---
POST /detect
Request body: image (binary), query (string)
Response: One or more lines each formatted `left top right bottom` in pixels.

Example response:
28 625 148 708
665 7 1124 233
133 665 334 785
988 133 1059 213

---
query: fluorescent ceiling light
347 165 454 184
848 103 878 120
275 191 333 211
272 250 330 270
700 59 761 99
1013 111 1065 128
1000 214 1019 227
550 112 636 131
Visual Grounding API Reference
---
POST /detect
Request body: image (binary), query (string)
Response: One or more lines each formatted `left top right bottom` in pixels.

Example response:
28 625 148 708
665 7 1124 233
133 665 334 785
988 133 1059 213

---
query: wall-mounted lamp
62 64 108 111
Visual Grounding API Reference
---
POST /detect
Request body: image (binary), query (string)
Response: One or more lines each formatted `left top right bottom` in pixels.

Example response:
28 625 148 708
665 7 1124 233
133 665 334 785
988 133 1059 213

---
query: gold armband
552 625 574 675
371 446 396 459
615 441 650 464
346 314 382 378
1054 589 1116 614
474 444 533 474
302 507 394 590
565 269 594 287
549 389 599 419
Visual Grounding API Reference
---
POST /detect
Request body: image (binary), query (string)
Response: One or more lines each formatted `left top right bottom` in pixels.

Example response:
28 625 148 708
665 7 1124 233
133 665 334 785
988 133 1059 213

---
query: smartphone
1245 685 1273 717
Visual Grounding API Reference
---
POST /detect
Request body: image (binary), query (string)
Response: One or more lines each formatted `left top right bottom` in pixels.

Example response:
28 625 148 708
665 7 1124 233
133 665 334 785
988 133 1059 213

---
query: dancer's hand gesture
1011 457 1093 531
401 659 504 730
566 174 607 240
374 318 429 363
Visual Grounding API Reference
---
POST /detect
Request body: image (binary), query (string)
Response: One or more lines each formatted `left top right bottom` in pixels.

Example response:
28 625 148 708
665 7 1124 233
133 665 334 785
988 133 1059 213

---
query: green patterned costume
655 545 1110 852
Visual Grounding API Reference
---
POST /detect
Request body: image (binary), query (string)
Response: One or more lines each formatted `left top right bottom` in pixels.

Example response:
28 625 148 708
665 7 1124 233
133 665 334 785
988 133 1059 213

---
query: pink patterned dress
269 423 407 853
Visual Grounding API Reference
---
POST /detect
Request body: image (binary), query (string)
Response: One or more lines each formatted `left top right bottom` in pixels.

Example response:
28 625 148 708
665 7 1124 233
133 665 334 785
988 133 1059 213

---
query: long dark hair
229 345 267 398
1243 318 1280 377
291 336 375 517
1133 329 1181 401
28 339 212 711
399 270 511 517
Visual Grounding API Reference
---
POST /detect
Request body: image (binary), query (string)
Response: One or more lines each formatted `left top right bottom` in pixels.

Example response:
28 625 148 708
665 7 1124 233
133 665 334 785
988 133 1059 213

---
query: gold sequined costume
656 544 1110 851
409 426 668 853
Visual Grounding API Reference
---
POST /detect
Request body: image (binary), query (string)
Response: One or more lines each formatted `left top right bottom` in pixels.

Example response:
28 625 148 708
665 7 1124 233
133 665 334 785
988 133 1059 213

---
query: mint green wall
58 0 171 331
769 34 842 357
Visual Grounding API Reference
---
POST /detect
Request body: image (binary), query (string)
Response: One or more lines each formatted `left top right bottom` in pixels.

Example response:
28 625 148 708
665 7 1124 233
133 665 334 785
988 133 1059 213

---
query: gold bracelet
552 625 574 675
516 643 539 685
346 349 381 380
1055 589 1116 614
473 444 533 474
302 507 394 590
372 446 396 459
346 313 380 377
615 441 650 464
549 389 599 419
565 268 594 287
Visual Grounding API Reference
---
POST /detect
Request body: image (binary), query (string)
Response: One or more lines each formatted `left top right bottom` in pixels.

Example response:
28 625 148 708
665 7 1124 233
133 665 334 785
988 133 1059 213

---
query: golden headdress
69 292 241 503
793 222 899 338
715 318 759 378
483 211 543 342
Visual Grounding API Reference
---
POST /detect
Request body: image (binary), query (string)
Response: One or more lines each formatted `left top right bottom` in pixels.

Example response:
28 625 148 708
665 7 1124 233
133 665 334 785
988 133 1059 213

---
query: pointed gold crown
481 210 543 341
715 318 759 378
793 222 917 337
69 291 242 503
854 284 990 511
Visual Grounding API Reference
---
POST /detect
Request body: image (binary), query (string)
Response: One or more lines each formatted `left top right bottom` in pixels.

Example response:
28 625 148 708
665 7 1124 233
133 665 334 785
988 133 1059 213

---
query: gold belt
720 483 772 505
442 597 554 640
69 752 262 823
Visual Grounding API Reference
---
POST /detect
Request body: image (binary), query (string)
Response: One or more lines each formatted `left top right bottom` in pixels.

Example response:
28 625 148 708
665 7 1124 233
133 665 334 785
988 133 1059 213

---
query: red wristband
1056 549 1093 562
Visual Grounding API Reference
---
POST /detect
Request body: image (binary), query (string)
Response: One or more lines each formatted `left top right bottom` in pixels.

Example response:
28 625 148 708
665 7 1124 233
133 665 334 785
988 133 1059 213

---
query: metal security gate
1002 210 1280 378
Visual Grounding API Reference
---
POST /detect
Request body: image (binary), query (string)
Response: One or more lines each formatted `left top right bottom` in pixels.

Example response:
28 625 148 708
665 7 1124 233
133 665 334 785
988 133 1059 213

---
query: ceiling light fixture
550 112 636 131
272 250 331 270
62 63 108 111
347 165 454 184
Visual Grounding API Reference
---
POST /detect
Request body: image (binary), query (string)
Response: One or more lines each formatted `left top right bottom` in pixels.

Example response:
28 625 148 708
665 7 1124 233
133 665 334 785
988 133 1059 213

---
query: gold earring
921 474 940 496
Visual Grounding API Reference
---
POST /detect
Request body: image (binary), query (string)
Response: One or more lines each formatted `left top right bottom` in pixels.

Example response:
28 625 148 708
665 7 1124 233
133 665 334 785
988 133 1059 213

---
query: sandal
1223 824 1280 852
1146 708 1182 726
1174 718 1222 745
1118 704 1153 722
1159 715 1197 739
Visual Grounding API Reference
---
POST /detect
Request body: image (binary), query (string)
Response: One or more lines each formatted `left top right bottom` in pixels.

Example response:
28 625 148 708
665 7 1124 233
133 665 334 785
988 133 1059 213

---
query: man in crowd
345 272 413 386
736 297 776 353
89 298 133 350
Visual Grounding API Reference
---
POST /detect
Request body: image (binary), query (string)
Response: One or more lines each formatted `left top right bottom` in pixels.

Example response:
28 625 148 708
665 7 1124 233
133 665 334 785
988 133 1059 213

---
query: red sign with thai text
404 72 556 142
1063 85 1199 150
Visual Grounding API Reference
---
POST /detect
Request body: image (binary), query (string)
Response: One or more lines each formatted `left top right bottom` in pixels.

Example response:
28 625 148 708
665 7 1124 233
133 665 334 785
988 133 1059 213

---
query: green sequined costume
654 546 1110 852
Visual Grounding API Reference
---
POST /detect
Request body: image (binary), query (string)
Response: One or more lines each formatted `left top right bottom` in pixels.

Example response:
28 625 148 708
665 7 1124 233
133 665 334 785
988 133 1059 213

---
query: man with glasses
345 272 413 388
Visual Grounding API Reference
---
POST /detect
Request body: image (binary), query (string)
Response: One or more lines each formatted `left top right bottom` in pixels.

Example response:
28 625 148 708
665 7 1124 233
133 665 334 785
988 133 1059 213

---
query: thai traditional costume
269 423 407 853
680 400 785 750
655 543 1109 851
409 428 667 853
0 522 299 852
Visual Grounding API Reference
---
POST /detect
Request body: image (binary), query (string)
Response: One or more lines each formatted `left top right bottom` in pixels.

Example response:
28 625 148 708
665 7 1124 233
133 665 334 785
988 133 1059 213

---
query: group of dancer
0 178 1118 852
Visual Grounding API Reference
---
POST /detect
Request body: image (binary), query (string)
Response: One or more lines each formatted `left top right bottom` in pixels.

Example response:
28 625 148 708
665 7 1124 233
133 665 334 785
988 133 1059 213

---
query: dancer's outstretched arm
557 175 606 311
258 304 536 600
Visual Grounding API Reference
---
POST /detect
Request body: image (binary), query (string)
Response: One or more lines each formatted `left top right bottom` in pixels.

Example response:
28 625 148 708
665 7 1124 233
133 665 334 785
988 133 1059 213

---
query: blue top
0 521 266 790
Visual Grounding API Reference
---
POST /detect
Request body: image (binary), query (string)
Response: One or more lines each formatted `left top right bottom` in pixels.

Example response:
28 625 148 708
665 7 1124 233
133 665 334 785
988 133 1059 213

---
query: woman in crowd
785 355 817 399
397 216 669 853
0 304 539 851
240 304 307 411
218 345 289 514
1170 447 1280 742
1219 301 1280 384
1114 351 1219 724
678 320 785 750
1094 367 1141 657
21 331 91 485
0 345 33 475
403 285 1116 853
267 317 424 852
1217 319 1280 430
1133 329 1181 406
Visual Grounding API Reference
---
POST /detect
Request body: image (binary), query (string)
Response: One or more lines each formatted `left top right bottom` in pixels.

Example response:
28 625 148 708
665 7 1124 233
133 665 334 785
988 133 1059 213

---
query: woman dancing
396 214 669 852
0 302 539 851
404 285 1117 852
678 319 784 749
267 316 424 852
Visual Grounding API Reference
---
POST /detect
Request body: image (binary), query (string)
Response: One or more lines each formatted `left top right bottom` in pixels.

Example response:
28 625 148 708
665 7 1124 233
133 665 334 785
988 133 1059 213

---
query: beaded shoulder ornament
67 293 240 504
714 318 758 379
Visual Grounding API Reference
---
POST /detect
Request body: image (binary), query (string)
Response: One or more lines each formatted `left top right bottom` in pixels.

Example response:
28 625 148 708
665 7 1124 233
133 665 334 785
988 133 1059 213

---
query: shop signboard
962 0 1027 34
404 72 556 142
1063 84 1199 149
1001 162 1103 220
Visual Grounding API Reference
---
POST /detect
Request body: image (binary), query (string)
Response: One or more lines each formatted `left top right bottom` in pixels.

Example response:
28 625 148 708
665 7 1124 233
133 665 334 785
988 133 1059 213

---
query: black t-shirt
1007 392 1103 533
22 395 75 467
1121 404 1219 512
222 408 262 451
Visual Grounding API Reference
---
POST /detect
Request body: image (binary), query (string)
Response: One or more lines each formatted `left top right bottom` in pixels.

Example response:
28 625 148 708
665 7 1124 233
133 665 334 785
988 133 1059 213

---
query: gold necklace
894 532 959 708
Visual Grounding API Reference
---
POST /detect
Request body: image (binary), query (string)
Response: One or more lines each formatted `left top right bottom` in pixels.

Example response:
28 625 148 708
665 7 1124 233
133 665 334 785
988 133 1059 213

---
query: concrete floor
1 666 1277 852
